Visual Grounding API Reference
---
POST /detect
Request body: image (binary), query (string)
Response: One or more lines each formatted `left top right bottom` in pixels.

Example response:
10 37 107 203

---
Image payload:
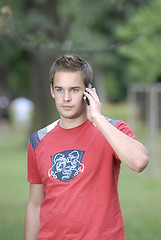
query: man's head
50 54 93 87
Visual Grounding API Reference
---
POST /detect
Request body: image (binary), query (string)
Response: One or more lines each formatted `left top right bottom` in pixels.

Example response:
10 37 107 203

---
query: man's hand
84 87 102 122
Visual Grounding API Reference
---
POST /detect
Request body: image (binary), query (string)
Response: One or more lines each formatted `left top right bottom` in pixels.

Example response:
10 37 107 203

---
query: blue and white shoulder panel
30 120 59 151
105 117 120 126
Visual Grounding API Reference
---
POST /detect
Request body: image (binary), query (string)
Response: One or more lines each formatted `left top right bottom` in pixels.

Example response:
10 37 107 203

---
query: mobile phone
83 84 93 105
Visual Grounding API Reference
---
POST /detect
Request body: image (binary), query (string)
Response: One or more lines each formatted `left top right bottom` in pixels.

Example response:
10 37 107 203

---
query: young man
24 54 149 240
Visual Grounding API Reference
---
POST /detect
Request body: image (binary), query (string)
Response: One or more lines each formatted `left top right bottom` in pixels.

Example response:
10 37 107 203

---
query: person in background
24 54 149 240
10 97 34 126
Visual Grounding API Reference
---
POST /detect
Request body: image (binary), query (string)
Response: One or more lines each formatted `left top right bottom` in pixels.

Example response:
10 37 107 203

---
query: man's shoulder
105 116 135 138
29 119 59 151
105 117 120 126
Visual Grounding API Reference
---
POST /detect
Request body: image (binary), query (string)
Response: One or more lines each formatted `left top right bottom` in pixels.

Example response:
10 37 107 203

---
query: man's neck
59 116 87 129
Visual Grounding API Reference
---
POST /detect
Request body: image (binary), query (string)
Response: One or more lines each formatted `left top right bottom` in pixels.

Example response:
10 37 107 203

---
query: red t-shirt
27 118 135 240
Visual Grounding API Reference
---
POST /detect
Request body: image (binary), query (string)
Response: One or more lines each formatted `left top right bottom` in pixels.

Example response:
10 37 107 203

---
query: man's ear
50 84 55 99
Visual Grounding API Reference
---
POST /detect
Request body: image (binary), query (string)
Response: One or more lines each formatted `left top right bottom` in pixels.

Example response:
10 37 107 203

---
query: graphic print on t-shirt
48 150 85 182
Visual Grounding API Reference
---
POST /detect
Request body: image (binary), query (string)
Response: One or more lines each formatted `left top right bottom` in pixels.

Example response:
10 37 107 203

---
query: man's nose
63 91 71 102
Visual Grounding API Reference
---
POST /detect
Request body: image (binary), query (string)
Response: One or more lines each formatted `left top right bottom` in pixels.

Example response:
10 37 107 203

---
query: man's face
51 71 86 120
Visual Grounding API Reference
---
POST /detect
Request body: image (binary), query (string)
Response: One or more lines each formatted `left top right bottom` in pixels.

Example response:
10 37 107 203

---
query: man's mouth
62 105 73 110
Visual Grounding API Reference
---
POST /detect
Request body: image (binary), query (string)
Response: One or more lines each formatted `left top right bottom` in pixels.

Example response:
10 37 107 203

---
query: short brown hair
50 54 93 87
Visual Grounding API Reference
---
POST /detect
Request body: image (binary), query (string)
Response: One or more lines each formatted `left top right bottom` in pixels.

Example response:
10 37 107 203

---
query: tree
116 0 161 84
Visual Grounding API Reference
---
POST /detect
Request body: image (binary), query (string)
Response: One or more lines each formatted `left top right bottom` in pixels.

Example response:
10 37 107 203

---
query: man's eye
72 88 79 92
56 88 63 92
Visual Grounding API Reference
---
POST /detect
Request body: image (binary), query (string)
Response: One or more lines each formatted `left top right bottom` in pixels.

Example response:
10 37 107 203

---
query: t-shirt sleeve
114 120 136 160
116 120 136 139
27 140 42 184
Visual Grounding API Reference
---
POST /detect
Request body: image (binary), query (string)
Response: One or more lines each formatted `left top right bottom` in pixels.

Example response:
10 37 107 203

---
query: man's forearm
93 114 149 172
24 203 41 240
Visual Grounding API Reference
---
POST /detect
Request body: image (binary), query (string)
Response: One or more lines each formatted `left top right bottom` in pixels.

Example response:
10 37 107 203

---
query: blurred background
0 0 161 239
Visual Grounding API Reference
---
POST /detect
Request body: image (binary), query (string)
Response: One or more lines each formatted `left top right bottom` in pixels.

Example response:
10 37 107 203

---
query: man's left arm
84 87 149 173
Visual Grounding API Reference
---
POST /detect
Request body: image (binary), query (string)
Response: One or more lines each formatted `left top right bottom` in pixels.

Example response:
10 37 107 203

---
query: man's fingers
85 88 99 102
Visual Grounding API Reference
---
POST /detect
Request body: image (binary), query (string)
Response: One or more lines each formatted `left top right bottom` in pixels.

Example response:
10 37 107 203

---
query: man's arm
24 184 45 240
84 87 149 172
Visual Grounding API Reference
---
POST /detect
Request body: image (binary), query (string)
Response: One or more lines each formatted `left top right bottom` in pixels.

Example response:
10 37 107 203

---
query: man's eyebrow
71 86 81 89
54 86 62 88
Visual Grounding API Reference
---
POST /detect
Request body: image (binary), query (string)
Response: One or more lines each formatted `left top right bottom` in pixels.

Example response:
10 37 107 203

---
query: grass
0 126 29 240
0 103 161 239
119 166 161 240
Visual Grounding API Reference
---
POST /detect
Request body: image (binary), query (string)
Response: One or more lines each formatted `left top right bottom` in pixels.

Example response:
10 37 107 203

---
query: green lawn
119 166 161 240
0 105 161 239
0 126 29 240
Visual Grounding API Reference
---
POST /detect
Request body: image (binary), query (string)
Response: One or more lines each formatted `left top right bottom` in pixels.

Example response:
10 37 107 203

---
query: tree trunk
30 53 59 131
0 63 9 96
25 0 66 131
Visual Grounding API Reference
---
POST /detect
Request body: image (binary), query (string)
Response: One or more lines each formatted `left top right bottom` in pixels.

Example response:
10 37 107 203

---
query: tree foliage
116 0 161 84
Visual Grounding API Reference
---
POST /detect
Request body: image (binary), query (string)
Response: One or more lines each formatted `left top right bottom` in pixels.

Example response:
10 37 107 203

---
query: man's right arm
24 183 45 240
